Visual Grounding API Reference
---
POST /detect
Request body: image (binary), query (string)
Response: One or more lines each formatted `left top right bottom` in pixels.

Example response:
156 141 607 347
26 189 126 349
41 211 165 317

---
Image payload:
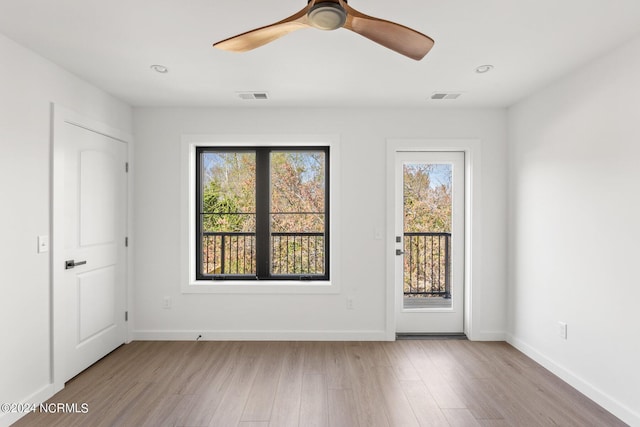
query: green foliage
403 164 452 233
270 151 325 233
201 179 245 232
201 152 256 233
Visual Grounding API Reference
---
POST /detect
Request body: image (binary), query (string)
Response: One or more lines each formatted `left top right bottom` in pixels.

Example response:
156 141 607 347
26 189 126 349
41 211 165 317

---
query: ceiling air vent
431 92 462 100
237 91 269 100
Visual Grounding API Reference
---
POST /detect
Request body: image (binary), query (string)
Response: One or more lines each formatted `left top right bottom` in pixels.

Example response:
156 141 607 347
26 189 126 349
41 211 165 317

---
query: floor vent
237 91 269 100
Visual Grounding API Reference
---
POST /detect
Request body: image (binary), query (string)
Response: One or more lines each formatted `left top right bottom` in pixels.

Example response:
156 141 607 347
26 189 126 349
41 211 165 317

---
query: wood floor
14 340 625 427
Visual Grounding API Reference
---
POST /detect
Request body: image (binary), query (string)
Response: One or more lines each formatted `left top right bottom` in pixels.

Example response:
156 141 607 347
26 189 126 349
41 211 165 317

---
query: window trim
181 134 340 294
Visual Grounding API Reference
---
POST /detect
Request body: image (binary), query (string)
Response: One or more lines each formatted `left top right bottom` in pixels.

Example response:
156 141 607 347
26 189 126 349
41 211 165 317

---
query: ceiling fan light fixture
214 0 434 60
307 2 347 30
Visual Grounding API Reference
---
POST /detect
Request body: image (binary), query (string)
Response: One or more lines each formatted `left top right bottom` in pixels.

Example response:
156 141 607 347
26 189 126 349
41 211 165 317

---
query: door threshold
396 333 467 340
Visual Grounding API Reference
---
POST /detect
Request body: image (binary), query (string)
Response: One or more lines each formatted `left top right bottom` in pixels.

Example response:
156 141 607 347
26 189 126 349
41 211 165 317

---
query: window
195 146 329 281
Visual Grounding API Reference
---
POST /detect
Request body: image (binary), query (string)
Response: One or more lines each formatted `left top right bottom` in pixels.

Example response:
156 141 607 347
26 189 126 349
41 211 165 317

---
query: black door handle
65 260 87 270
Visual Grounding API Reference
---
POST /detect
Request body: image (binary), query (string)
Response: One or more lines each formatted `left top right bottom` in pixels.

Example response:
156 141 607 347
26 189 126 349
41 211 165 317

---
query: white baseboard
133 329 389 341
134 329 505 342
506 334 639 427
0 383 56 427
469 330 506 341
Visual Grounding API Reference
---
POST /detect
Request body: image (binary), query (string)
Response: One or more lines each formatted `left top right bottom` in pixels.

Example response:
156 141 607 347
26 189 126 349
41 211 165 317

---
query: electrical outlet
558 321 567 340
346 297 354 310
163 296 171 309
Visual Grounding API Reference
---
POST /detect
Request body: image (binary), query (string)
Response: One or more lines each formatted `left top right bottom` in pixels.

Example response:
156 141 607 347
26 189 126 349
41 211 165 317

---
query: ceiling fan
213 0 434 61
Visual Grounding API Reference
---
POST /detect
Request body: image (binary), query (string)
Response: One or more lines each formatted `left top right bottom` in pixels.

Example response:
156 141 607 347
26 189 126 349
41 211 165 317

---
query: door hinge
125 237 129 247
125 162 129 173
125 311 128 322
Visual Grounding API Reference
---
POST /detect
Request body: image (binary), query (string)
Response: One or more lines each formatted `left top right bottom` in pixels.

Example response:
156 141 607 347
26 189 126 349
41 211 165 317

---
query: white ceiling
1 0 640 108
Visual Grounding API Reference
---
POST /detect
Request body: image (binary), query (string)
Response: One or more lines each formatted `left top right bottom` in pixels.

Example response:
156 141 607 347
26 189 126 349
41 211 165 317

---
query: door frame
51 104 133 392
385 139 481 340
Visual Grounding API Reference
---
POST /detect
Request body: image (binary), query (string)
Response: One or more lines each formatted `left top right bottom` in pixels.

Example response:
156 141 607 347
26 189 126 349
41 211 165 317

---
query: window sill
183 280 339 294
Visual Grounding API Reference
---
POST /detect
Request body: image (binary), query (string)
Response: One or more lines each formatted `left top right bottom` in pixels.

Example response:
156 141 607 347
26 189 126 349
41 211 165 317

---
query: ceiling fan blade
214 7 310 52
343 4 434 61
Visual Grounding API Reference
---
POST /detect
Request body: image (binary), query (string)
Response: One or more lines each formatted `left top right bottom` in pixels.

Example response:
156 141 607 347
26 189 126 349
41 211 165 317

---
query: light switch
38 235 49 253
374 228 383 240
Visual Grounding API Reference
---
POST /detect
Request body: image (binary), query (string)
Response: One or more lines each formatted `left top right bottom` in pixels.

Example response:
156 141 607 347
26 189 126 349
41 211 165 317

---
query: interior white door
395 151 465 334
53 120 127 384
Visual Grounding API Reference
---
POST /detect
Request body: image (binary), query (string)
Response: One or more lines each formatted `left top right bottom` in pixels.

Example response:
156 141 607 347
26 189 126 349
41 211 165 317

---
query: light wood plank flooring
14 340 626 426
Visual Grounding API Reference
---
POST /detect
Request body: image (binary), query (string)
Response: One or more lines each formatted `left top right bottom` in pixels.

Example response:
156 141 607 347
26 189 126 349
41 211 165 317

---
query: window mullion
255 149 271 278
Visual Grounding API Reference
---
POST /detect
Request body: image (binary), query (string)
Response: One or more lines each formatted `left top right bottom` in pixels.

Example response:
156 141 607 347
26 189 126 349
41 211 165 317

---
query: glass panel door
395 151 465 333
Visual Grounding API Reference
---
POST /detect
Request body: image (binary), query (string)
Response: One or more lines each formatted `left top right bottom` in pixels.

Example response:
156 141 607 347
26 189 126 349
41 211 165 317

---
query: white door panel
395 151 465 333
80 150 118 247
78 266 116 342
53 116 127 384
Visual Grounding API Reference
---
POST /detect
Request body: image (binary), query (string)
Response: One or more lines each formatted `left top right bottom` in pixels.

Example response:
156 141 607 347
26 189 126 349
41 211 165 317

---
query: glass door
395 151 465 333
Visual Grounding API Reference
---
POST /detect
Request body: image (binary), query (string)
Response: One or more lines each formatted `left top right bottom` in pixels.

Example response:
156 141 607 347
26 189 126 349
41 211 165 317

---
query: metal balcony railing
202 232 255 275
404 232 451 298
202 231 325 276
201 231 449 293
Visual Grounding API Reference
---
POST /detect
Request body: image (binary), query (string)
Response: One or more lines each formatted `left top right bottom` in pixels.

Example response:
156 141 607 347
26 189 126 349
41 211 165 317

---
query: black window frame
195 146 330 281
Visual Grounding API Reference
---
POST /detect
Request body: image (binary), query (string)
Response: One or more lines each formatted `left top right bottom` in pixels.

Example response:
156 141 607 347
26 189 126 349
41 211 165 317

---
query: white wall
0 33 132 426
132 107 507 341
4 13 638 425
507 35 640 425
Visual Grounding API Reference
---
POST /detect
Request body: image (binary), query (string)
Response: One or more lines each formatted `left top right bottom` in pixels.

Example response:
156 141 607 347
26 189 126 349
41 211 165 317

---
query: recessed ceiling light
475 64 494 74
150 64 169 74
